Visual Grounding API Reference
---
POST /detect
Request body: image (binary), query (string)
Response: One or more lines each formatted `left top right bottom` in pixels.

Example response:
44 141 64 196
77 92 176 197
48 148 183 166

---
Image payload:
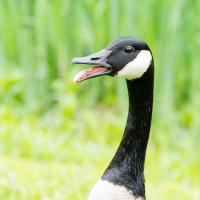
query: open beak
72 49 112 82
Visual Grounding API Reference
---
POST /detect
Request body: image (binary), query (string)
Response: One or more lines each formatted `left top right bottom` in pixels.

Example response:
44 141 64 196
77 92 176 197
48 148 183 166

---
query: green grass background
0 0 200 199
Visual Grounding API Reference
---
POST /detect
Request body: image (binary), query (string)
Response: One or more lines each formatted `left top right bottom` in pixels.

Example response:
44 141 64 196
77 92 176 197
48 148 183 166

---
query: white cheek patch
116 50 152 80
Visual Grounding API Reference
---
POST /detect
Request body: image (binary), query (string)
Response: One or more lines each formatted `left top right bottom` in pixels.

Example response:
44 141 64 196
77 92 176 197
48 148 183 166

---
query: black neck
102 66 154 198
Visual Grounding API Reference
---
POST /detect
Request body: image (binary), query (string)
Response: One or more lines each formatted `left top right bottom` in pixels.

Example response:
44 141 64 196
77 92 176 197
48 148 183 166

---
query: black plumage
72 37 154 199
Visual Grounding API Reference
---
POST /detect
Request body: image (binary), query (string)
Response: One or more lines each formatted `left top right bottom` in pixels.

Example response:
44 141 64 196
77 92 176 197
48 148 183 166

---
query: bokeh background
0 0 200 199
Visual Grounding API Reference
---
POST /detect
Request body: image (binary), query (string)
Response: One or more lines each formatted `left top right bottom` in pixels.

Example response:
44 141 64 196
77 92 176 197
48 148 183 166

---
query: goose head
72 37 153 82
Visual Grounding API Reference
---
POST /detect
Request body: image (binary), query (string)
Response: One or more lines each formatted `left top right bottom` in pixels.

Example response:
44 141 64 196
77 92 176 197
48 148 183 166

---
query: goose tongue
74 66 110 82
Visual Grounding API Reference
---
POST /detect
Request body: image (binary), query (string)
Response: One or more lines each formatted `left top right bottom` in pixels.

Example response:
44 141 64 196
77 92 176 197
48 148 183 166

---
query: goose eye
124 46 134 54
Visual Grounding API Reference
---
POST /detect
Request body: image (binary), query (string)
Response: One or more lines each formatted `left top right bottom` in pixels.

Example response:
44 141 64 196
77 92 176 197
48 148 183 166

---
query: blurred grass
0 0 200 199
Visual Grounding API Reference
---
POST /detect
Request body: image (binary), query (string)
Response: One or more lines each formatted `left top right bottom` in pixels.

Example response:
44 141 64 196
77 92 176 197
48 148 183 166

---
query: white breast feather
117 50 152 80
87 180 144 200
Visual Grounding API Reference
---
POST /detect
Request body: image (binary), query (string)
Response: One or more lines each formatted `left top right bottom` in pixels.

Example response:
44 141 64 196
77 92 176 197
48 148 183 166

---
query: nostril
91 57 100 61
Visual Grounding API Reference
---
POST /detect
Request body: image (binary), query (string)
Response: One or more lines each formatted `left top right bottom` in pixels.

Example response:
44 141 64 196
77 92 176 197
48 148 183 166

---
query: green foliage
1 0 200 108
0 0 200 199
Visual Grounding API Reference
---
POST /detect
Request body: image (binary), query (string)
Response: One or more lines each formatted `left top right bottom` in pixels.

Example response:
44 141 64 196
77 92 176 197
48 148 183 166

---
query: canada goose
72 37 154 200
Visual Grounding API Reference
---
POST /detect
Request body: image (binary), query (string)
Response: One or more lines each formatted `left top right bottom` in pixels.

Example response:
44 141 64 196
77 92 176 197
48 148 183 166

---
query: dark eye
124 46 134 53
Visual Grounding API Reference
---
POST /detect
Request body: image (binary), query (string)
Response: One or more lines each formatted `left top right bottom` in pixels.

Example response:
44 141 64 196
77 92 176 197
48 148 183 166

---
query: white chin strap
116 50 152 80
